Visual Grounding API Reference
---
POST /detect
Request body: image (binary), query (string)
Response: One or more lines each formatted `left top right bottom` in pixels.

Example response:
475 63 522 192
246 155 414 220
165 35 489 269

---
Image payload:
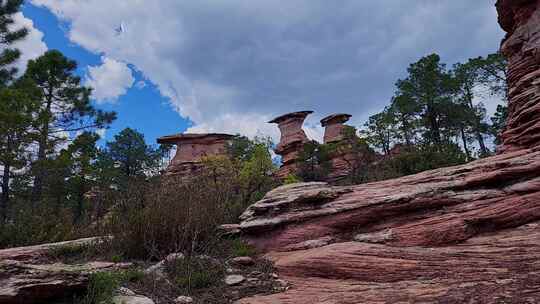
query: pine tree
452 61 491 156
396 54 454 146
0 0 28 86
0 80 39 222
23 50 116 204
105 128 160 183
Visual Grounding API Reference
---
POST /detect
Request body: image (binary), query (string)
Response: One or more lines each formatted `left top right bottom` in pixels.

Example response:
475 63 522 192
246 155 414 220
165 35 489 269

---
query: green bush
78 272 121 304
230 239 257 257
77 269 144 304
168 256 224 292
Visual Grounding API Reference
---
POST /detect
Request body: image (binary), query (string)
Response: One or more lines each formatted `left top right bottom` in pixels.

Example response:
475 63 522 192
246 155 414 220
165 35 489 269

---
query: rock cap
157 133 235 145
320 113 352 127
269 111 313 124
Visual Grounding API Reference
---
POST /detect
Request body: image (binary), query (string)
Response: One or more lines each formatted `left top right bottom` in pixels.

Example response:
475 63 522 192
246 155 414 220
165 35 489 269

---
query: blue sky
21 3 191 146
15 1 505 148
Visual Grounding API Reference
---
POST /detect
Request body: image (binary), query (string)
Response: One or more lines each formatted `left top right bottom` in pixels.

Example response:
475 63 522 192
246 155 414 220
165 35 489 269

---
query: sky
11 1 505 146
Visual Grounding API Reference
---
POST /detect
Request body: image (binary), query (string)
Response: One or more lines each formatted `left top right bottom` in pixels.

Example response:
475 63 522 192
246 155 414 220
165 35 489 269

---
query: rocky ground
229 147 540 303
0 237 287 304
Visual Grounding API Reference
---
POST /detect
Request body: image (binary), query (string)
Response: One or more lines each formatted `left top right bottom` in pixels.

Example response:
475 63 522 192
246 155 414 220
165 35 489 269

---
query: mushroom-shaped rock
269 111 313 178
320 113 352 143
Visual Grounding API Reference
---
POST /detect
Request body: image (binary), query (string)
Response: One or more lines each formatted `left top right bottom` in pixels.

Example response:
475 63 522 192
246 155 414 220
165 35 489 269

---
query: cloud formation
10 12 48 74
30 0 504 141
84 57 134 103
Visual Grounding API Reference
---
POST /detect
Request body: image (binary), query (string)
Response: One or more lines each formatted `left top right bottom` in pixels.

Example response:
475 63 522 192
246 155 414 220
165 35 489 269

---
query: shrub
168 256 225 292
283 174 302 185
229 239 257 257
77 269 144 304
78 272 121 304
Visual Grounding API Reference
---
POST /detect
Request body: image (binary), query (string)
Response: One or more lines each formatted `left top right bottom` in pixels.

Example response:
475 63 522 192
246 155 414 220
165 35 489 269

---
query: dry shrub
106 159 262 260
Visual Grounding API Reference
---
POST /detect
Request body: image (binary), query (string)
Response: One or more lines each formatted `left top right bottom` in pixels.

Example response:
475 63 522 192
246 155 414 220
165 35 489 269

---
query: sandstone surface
0 237 130 304
497 0 540 153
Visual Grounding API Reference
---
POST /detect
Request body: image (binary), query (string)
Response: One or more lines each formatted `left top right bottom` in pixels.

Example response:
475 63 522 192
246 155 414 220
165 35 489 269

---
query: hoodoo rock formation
497 0 540 153
320 114 359 183
157 133 234 177
231 1 540 302
269 111 313 179
320 114 352 144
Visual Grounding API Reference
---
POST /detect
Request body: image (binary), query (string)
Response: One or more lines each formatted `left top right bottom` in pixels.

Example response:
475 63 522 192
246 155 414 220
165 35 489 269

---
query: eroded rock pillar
269 111 313 179
321 113 357 183
321 114 353 144
497 0 540 153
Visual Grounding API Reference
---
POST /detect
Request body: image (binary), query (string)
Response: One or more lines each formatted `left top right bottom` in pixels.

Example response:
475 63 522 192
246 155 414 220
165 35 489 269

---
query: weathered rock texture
235 147 540 303
157 133 234 177
497 0 540 153
269 111 313 179
232 3 540 302
0 237 130 304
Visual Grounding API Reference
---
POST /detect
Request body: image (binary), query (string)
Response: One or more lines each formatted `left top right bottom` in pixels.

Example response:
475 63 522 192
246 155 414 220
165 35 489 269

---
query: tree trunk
31 96 53 206
466 89 489 156
1 161 11 224
426 103 441 146
460 126 471 161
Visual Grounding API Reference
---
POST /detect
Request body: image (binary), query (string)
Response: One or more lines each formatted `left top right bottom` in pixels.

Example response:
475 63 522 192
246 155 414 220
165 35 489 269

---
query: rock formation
231 2 540 302
157 133 235 177
320 114 364 183
0 237 130 304
497 0 540 153
320 114 352 144
269 111 313 179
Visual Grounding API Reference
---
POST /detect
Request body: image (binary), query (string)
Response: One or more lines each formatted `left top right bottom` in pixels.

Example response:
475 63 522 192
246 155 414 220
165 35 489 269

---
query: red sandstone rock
233 2 540 302
269 111 313 179
234 147 540 303
498 0 540 153
320 113 370 183
0 237 130 304
320 114 352 144
157 133 234 177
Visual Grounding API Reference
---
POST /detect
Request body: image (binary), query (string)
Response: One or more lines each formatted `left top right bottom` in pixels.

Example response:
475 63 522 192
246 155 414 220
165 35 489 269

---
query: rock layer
0 237 130 304
235 147 540 303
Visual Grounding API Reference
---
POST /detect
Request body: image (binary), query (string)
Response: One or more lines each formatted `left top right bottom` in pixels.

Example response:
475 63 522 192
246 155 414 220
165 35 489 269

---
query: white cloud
84 57 134 103
9 12 48 74
96 128 107 139
30 0 505 141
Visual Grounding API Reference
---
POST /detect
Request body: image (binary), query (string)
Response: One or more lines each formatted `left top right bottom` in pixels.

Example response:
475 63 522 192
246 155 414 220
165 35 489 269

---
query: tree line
0 1 177 246
362 53 507 161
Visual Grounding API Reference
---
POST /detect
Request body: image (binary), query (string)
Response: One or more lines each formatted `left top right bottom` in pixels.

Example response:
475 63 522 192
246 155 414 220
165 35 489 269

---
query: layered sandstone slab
234 147 540 303
0 237 130 304
269 111 313 179
158 133 234 176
